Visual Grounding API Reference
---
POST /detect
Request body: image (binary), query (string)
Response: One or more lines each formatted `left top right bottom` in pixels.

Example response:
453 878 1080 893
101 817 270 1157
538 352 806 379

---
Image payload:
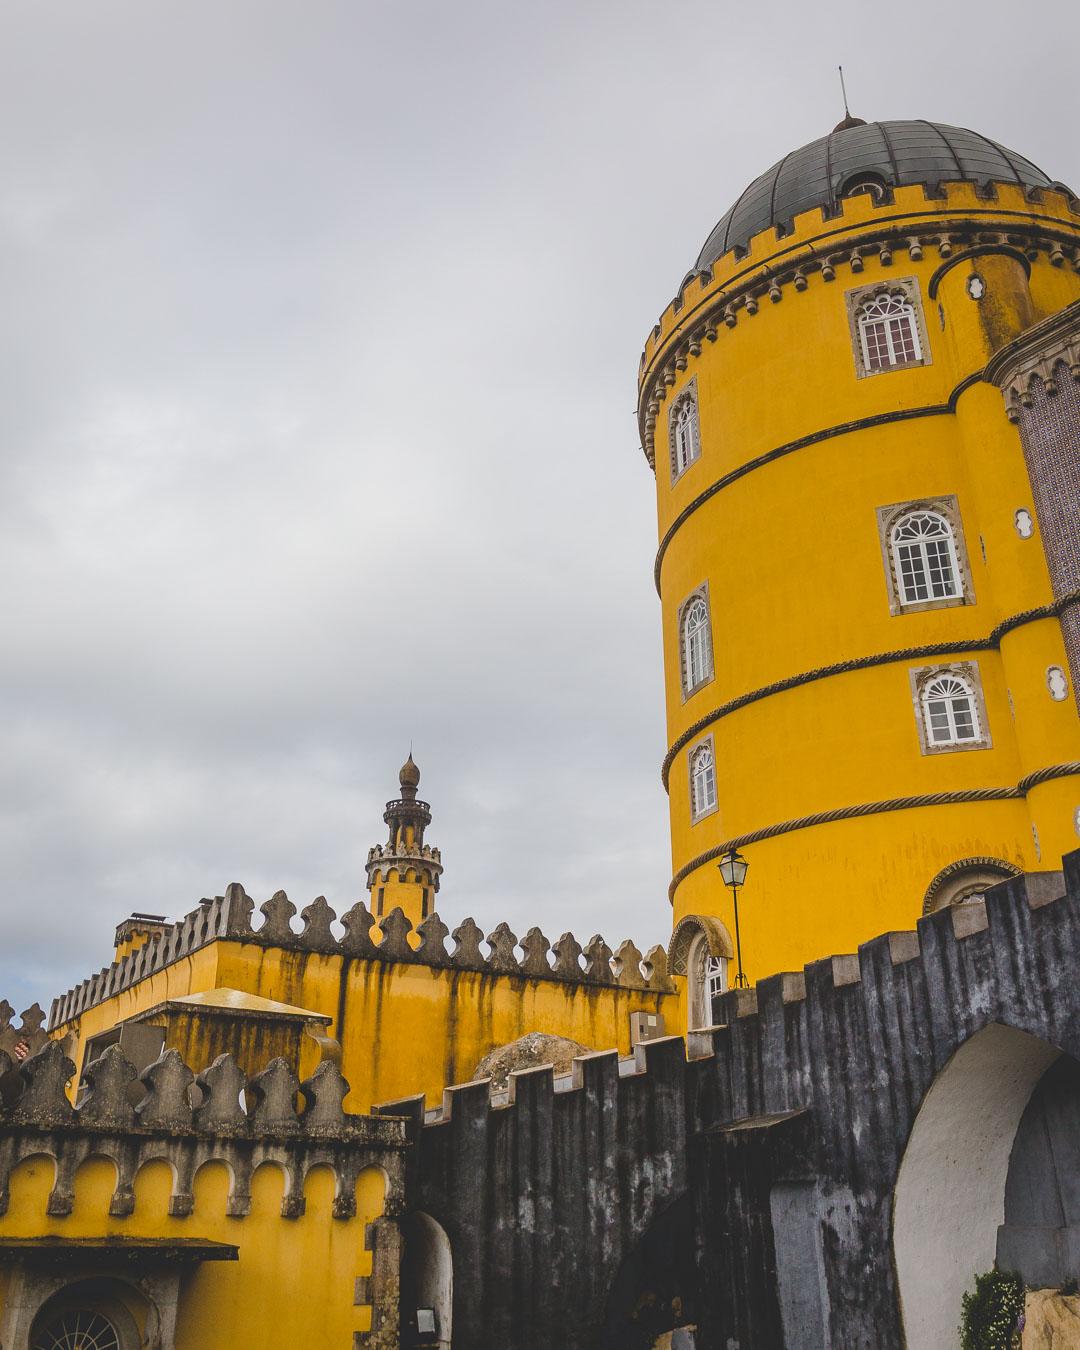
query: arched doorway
892 1023 1064 1349
600 1194 697 1350
401 1211 452 1348
668 916 733 1032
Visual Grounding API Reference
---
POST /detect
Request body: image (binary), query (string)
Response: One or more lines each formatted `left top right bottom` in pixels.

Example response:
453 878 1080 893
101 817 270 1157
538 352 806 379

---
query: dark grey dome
696 120 1059 270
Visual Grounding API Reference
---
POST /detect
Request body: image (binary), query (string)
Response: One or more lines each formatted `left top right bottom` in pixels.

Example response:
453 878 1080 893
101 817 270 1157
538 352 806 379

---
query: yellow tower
365 754 443 927
638 118 1080 984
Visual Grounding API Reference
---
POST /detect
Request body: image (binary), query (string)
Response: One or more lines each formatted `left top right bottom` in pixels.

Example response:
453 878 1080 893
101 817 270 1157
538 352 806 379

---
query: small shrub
960 1269 1025 1350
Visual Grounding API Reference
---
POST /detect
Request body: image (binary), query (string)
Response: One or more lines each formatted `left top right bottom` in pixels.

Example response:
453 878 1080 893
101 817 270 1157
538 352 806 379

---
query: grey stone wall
383 851 1080 1349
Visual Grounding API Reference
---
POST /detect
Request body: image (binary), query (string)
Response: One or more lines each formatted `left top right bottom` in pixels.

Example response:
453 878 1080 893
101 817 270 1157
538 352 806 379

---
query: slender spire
832 65 867 132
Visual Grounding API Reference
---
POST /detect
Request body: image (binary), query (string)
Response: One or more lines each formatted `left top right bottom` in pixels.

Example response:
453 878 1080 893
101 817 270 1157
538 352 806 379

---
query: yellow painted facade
56 930 669 1115
3 115 1080 1349
640 178 1080 981
0 1156 386 1346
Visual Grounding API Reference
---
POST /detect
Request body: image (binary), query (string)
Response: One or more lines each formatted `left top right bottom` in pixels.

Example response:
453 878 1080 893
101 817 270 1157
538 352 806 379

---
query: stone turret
365 756 444 925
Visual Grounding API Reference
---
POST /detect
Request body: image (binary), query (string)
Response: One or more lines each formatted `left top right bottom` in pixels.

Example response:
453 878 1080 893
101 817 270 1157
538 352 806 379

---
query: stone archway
401 1211 452 1348
600 1194 697 1350
892 1023 1063 1350
668 916 733 1032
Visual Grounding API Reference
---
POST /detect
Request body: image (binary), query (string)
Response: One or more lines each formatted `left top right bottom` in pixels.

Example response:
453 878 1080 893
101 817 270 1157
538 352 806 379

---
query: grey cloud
1 0 1076 1011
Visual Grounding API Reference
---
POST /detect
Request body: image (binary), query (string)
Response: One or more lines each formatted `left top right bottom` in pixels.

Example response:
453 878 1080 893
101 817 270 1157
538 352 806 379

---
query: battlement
0 1038 405 1223
635 179 1080 465
375 852 1079 1132
49 884 673 1029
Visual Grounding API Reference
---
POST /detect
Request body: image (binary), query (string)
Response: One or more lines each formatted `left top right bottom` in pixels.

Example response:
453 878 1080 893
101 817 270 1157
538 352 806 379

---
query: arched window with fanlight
909 662 991 757
891 510 961 606
857 288 922 371
34 1312 122 1350
921 673 979 746
680 591 713 697
669 382 701 482
689 739 718 822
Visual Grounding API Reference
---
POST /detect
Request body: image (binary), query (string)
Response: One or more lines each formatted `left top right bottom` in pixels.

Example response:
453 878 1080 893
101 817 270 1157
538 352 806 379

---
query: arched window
689 741 717 821
891 511 961 606
921 674 979 746
34 1312 121 1350
858 289 922 371
669 386 700 480
681 595 712 695
685 931 728 1030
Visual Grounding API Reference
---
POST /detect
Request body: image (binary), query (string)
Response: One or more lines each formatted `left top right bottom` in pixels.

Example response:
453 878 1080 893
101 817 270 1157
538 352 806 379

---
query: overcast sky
1 0 1076 1013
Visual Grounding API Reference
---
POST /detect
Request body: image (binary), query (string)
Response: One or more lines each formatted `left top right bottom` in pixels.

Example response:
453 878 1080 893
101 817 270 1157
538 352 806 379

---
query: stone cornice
984 299 1080 420
637 207 1080 469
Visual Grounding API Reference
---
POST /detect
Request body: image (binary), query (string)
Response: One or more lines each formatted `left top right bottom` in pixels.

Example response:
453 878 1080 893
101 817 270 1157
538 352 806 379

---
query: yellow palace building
645 117 1080 990
1 113 1079 1350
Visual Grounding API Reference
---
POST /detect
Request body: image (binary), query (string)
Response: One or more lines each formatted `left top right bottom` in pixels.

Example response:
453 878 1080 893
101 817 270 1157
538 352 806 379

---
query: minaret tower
365 755 443 927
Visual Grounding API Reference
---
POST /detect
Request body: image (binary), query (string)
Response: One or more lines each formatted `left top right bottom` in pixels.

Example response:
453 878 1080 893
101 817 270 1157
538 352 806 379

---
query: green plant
960 1269 1025 1350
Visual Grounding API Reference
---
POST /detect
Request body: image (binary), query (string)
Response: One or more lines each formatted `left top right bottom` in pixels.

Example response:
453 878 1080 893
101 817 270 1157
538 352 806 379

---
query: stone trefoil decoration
0 1037 407 1223
50 886 673 1029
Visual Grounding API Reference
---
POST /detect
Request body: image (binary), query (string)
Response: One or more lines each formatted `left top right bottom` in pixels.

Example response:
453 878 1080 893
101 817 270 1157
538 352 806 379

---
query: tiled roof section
695 120 1060 268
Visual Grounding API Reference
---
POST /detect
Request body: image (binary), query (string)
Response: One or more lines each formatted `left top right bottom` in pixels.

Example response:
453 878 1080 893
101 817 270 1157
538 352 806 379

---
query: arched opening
893 1023 1064 1349
401 1211 452 1348
922 857 1021 914
28 1279 144 1350
669 916 733 1032
600 1194 697 1349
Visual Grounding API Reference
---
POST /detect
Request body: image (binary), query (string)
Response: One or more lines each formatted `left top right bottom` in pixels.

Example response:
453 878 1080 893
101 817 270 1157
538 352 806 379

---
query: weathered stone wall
383 851 1080 1349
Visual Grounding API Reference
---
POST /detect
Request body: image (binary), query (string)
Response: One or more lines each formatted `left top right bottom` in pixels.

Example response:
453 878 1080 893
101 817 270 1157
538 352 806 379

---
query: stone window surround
677 581 715 702
687 732 719 825
845 275 932 381
908 660 992 756
668 376 701 485
876 494 975 617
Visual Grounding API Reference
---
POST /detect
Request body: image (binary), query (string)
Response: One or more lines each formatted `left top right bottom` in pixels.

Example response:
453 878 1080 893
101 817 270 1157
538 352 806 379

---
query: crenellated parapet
635 180 1080 466
377 852 1080 1348
0 1038 406 1223
49 884 673 1030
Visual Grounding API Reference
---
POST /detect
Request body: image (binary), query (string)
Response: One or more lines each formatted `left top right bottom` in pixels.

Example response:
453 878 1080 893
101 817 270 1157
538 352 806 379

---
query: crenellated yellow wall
640 179 1080 983
0 1153 386 1346
56 935 673 1113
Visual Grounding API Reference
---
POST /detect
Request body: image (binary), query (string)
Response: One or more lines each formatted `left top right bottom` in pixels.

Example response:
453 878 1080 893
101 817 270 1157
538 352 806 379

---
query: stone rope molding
651 371 984 593
667 762 1080 903
660 591 1080 787
635 187 1080 466
49 889 673 1030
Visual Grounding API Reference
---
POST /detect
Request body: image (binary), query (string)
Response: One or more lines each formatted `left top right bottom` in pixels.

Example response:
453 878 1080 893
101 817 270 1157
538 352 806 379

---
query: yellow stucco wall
57 936 673 1112
641 180 1080 981
0 1154 386 1345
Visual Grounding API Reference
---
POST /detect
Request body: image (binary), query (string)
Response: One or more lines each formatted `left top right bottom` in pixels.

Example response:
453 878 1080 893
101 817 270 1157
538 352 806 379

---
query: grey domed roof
695 120 1059 270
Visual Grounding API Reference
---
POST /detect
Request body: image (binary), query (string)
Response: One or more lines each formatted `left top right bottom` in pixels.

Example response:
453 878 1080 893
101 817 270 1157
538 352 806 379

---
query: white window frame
668 379 701 483
688 736 719 822
846 277 931 380
909 662 992 756
890 510 962 607
678 585 714 699
877 496 973 616
858 291 922 371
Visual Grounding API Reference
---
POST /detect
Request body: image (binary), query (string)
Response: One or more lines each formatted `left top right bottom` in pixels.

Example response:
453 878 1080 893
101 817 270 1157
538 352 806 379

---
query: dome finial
399 751 420 790
833 65 866 132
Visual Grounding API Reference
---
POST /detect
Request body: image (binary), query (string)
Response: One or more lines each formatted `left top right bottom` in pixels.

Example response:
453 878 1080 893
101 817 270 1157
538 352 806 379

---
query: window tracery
891 510 961 606
681 595 713 696
689 740 717 821
858 290 922 371
669 382 701 481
